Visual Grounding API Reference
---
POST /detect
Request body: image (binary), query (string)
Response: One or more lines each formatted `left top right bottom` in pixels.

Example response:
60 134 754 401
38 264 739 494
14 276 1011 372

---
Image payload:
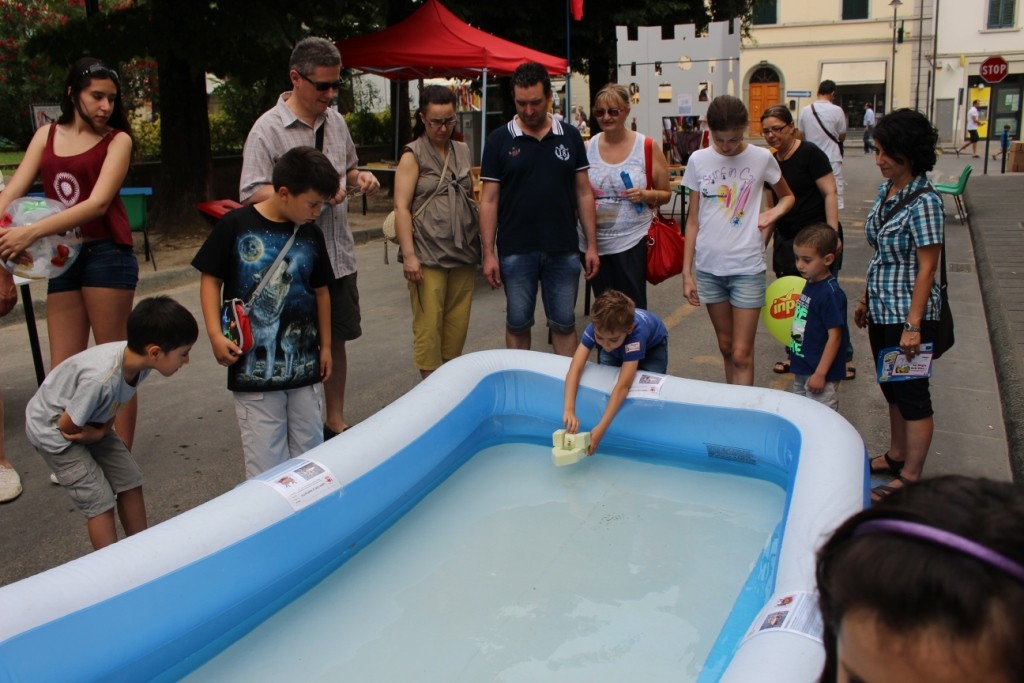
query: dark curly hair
872 108 938 176
511 61 551 97
816 475 1024 682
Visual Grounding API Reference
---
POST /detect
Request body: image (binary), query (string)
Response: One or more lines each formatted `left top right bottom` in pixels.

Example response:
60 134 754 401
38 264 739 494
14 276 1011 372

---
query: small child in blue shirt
992 124 1013 162
788 224 850 410
563 290 669 454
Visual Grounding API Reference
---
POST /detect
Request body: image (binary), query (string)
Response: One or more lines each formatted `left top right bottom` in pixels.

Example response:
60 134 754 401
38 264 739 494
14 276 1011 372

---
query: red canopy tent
337 0 568 158
336 0 567 80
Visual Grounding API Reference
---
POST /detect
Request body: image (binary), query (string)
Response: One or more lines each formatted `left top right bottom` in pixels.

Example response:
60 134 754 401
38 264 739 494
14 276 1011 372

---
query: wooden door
748 83 781 137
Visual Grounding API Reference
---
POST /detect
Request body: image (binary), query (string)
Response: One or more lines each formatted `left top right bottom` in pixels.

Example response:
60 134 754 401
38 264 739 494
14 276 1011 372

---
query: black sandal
871 475 913 502
772 360 790 374
869 451 905 476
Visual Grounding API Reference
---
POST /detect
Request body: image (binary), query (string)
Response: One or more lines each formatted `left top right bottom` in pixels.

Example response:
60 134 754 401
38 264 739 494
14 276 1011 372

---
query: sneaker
0 465 23 502
49 472 60 485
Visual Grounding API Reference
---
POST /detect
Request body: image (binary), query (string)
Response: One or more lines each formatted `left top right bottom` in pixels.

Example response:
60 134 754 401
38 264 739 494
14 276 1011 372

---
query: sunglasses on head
593 108 622 118
82 63 118 83
298 72 342 92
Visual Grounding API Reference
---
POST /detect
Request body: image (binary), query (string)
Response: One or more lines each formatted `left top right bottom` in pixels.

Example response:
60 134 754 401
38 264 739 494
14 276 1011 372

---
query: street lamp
890 0 903 112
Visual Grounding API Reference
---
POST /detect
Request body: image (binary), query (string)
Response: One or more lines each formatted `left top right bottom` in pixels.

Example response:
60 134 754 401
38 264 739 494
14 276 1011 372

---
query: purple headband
854 519 1024 584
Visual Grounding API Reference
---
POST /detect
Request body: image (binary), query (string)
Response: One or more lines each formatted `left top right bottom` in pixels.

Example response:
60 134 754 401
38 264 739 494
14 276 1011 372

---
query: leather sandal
871 475 914 502
772 360 790 374
869 451 905 476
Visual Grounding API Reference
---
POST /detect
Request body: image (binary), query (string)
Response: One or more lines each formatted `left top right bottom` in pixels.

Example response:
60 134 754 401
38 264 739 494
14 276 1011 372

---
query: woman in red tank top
0 57 141 449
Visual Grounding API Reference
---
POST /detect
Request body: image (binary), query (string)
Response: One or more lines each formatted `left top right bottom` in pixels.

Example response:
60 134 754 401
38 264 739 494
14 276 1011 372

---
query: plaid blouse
864 175 944 325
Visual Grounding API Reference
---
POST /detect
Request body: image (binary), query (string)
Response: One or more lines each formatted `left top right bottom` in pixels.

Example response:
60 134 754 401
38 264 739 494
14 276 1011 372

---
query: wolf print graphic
230 229 323 390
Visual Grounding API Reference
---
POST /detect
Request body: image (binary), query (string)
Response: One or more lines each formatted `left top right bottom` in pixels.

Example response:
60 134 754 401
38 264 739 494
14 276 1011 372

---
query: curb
964 187 1024 483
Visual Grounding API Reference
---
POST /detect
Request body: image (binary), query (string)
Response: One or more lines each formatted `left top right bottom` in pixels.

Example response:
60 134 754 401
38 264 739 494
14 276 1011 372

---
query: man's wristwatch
903 322 921 333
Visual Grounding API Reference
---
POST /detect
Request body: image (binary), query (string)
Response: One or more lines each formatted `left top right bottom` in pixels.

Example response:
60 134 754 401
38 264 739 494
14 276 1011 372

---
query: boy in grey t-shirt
25 297 198 550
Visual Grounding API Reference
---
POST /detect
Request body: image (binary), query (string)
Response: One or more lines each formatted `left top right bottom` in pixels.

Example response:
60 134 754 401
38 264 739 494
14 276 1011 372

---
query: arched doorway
748 67 781 138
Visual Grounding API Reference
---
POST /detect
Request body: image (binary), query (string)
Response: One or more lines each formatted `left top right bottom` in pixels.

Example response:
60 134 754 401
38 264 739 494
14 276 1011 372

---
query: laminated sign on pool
0 350 867 682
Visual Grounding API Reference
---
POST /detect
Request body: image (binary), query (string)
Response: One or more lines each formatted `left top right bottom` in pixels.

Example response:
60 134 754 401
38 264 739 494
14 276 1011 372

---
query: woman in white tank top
581 84 671 310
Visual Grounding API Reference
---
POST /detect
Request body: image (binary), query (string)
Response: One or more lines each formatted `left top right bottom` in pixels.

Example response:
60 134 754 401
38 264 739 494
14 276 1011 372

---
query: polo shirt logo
508 146 521 157
554 144 570 161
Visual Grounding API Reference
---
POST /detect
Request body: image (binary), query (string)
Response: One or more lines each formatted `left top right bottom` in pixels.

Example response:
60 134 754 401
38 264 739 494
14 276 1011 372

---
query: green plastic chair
933 165 972 226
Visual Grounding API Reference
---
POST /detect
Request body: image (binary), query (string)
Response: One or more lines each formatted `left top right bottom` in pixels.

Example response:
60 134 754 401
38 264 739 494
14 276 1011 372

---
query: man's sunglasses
81 63 118 83
298 72 342 92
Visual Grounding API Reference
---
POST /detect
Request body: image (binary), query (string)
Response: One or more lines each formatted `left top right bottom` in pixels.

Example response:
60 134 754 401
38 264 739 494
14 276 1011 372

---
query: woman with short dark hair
854 108 944 501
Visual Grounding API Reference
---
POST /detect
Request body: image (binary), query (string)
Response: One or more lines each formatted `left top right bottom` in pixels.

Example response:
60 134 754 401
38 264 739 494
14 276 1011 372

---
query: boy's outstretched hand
563 411 579 435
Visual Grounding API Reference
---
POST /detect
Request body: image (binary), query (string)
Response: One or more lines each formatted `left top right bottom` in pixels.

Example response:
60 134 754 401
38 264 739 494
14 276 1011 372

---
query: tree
25 0 381 234
0 1 73 146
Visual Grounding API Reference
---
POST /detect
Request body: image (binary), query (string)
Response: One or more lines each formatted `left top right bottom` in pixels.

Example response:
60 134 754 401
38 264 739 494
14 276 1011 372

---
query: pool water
183 443 786 682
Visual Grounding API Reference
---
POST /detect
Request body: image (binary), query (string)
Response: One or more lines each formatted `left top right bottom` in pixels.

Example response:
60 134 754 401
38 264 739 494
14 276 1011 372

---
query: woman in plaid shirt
853 109 944 503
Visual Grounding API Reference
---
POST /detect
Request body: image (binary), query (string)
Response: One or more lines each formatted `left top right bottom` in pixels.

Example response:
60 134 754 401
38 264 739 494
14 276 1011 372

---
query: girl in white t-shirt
682 95 794 385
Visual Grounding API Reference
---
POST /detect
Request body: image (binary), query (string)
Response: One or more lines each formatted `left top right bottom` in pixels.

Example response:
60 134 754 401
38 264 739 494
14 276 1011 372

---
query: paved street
0 144 1018 587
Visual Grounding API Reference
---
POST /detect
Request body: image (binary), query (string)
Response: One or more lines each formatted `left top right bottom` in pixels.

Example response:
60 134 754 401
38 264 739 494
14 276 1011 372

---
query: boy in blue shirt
563 290 669 454
789 224 849 410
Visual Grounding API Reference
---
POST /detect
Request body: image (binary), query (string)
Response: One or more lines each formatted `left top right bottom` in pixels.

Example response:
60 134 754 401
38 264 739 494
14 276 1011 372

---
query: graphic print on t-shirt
232 229 321 389
699 165 756 226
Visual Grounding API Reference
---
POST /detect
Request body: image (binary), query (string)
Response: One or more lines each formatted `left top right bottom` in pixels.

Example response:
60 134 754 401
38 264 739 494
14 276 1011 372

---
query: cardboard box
1009 143 1024 173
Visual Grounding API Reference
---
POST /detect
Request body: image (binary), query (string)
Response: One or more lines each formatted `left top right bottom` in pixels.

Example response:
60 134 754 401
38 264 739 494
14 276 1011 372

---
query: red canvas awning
336 0 567 80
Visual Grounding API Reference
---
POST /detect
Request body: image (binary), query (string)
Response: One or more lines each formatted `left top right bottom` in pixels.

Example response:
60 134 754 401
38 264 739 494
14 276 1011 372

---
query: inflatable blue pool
0 350 867 682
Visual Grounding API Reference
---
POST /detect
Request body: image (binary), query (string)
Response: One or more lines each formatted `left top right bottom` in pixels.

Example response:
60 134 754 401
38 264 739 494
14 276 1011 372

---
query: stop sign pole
978 56 1008 174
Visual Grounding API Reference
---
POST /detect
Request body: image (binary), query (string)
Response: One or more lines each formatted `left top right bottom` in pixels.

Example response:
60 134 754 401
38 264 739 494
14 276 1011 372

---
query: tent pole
394 79 402 162
480 69 488 163
565 0 571 116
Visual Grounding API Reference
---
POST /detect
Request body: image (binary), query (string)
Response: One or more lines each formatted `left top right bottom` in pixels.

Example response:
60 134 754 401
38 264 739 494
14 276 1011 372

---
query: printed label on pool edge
255 458 341 511
742 590 824 645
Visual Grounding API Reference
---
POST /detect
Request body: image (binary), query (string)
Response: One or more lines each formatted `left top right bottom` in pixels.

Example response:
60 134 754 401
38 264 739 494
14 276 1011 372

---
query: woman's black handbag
933 244 955 359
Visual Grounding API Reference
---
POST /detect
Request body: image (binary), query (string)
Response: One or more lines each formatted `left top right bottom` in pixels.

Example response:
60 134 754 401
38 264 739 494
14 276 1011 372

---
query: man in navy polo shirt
479 61 599 357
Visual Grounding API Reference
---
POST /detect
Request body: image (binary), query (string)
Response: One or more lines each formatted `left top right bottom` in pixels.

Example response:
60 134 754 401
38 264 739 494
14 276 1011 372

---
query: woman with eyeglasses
759 105 846 377
393 85 480 379
0 57 140 448
583 83 671 312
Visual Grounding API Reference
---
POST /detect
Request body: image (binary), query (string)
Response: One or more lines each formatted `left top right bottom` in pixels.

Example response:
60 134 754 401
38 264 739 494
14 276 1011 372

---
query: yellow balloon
762 276 806 346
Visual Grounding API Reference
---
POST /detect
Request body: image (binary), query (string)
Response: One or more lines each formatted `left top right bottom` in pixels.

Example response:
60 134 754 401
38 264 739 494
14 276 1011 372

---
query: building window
842 0 869 20
752 0 777 25
988 0 1017 28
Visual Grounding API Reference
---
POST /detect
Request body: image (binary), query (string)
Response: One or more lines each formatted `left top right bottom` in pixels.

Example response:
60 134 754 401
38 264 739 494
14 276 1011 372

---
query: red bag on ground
644 137 685 285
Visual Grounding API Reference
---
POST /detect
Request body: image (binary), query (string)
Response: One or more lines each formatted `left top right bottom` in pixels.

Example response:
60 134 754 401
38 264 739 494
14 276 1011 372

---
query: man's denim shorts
500 251 581 335
694 269 766 309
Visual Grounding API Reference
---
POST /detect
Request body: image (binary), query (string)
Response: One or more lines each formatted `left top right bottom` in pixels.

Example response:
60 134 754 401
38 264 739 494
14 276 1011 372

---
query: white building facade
740 0 1022 144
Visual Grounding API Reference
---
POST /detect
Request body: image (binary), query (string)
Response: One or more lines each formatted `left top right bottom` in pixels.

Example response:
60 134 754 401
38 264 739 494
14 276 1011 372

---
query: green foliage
344 110 392 145
212 76 279 149
0 1 70 146
209 112 244 156
131 115 160 160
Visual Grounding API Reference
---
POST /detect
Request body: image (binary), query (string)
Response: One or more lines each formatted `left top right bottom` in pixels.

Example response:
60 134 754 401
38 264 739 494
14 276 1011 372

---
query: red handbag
643 137 685 285
221 298 255 353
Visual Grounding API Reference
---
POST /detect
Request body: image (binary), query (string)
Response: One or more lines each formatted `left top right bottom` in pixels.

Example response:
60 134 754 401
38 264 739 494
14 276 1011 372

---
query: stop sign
980 56 1009 84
